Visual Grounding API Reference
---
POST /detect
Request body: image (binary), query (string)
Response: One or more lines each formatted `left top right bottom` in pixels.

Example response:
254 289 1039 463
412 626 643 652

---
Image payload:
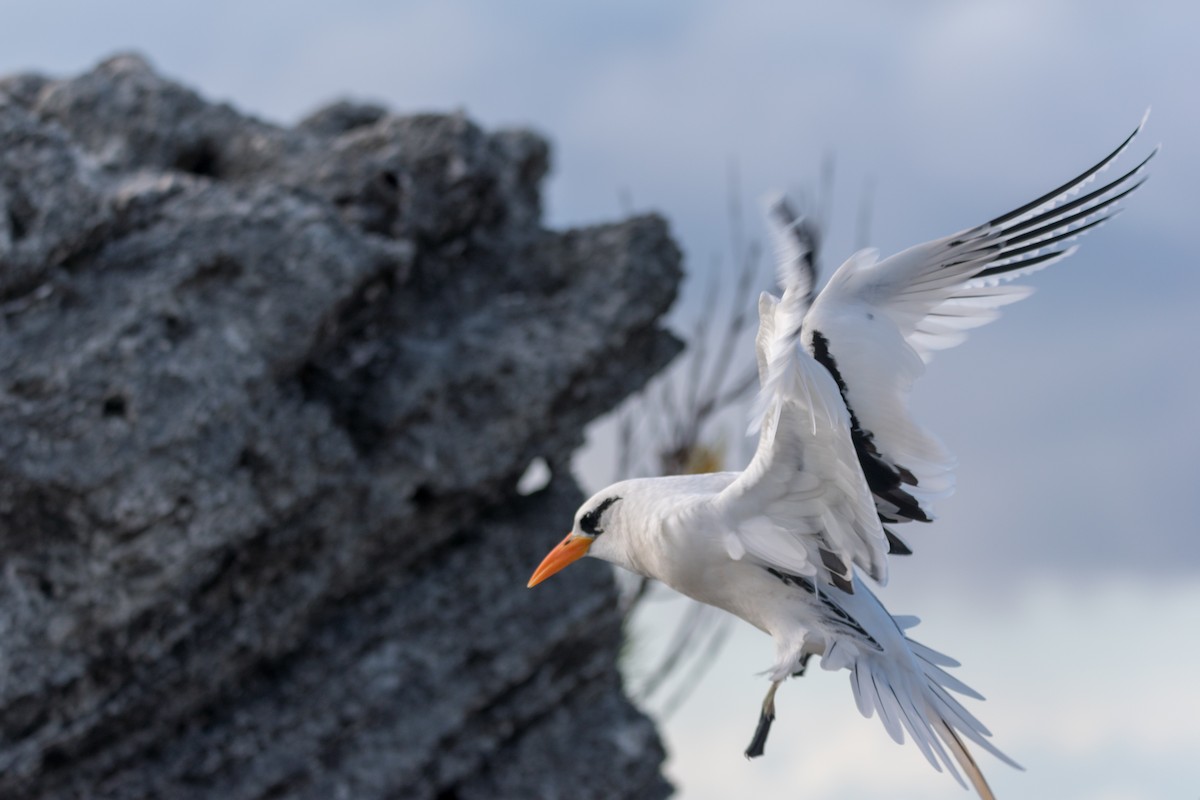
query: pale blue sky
4 3 1198 797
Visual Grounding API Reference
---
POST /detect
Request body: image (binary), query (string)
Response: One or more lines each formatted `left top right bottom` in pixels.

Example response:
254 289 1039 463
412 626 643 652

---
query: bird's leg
746 652 811 759
744 679 782 759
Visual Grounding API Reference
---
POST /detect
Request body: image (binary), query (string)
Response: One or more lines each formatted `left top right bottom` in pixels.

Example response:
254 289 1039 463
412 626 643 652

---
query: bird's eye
580 496 621 536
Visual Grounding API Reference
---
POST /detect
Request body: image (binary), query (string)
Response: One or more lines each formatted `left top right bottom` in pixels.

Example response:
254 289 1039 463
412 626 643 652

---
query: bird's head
527 491 625 588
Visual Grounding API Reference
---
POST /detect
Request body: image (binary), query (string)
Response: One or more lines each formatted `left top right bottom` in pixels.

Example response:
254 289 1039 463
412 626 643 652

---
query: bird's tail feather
931 717 997 800
845 623 1021 799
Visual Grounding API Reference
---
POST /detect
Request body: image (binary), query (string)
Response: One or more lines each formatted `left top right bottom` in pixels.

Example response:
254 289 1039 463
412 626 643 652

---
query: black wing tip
819 548 855 593
987 113 1153 230
1106 109 1151 165
830 572 855 594
974 247 1070 280
993 211 1115 264
884 527 913 556
979 146 1154 274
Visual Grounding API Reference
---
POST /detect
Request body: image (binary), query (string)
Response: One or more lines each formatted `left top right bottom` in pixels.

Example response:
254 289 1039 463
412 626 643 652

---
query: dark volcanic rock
0 54 680 799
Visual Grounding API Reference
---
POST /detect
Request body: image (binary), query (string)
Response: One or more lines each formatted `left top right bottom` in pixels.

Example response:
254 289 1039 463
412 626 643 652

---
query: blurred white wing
802 116 1156 532
764 193 819 311
715 284 888 591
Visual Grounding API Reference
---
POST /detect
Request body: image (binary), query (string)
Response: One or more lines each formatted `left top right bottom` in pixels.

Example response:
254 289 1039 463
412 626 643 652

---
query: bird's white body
591 473 854 674
530 116 1154 798
592 473 808 646
581 474 1015 787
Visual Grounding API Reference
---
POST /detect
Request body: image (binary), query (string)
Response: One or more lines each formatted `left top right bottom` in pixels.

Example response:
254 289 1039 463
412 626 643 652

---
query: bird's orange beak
527 533 593 588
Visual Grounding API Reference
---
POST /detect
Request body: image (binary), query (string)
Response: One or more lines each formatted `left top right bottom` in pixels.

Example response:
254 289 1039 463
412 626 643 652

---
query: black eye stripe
580 496 621 536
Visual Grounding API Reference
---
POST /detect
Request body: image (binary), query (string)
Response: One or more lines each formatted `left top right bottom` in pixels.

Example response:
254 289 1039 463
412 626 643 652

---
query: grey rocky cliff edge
0 54 680 799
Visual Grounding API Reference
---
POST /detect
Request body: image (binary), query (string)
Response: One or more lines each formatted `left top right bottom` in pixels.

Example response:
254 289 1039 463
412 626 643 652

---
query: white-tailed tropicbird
528 117 1154 798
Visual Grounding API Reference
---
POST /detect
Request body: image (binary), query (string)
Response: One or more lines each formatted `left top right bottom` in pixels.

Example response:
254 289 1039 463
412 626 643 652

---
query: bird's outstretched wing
802 115 1156 534
714 281 888 592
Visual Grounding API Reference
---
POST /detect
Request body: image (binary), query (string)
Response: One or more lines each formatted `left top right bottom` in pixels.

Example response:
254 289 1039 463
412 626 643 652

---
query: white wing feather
803 116 1156 525
763 193 819 310
717 285 887 590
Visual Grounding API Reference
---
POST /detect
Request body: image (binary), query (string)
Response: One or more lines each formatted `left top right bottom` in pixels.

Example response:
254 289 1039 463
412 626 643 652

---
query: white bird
528 117 1154 798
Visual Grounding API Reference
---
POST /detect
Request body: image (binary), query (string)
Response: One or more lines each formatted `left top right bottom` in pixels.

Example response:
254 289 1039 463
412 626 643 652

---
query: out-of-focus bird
528 118 1154 798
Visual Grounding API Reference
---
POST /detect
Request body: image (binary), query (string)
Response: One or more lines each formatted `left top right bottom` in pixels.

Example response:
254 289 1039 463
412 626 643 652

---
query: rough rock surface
0 54 680 799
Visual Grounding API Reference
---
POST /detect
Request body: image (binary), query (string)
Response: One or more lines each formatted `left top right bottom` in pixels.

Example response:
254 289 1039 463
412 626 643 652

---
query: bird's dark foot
744 708 775 759
744 679 781 759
